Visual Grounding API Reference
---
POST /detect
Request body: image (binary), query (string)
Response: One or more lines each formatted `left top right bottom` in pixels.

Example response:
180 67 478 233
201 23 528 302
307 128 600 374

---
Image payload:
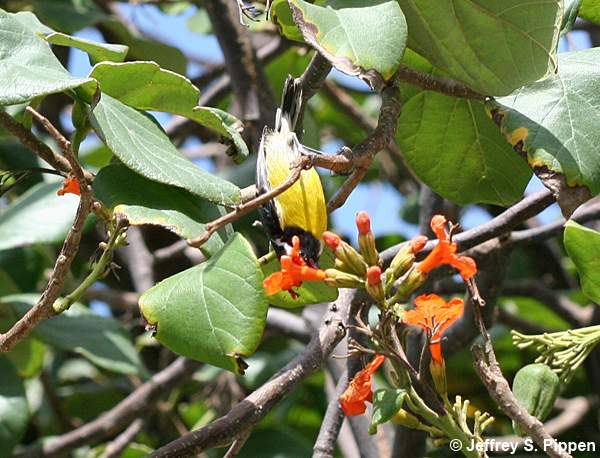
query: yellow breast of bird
265 133 327 238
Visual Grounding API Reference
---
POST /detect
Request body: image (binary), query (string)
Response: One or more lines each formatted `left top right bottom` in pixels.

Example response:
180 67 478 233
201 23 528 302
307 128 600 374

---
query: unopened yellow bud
391 268 427 303
323 231 367 276
365 266 385 304
429 358 447 397
391 408 423 429
324 269 364 288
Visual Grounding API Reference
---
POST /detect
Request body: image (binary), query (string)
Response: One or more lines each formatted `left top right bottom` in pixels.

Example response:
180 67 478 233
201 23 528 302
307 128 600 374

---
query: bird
256 75 327 268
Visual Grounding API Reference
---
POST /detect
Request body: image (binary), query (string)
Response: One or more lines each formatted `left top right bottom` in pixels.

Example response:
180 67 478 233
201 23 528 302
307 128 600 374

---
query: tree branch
147 292 351 457
393 65 485 100
313 371 348 458
471 297 572 458
17 357 199 457
187 155 313 248
0 110 93 353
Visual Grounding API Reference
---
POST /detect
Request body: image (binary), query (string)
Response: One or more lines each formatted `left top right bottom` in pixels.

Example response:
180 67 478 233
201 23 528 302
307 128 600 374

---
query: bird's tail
275 75 303 133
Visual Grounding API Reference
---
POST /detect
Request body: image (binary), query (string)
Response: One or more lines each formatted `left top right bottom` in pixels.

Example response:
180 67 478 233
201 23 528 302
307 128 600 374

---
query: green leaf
2 295 145 375
93 163 226 257
44 32 128 64
288 0 407 87
369 388 407 434
0 9 95 106
261 248 338 308
397 91 531 206
100 19 187 74
397 0 561 95
492 47 600 196
139 234 268 373
192 107 248 163
89 61 249 163
579 0 600 25
89 94 240 206
32 0 106 34
270 0 305 42
564 220 600 304
0 182 79 251
5 338 46 378
0 358 28 458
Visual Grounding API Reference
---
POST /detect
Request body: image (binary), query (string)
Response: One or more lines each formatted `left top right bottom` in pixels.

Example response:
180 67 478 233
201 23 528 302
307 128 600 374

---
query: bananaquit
256 76 327 267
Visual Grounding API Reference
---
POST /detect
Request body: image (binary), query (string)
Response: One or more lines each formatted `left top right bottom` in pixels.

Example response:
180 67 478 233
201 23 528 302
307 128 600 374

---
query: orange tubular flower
339 354 385 416
263 236 326 299
57 177 80 196
417 215 476 280
402 294 464 365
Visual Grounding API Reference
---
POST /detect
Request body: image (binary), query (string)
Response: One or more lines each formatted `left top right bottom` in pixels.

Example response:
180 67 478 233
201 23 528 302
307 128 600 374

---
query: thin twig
222 430 251 458
0 111 94 352
393 65 485 100
16 358 199 457
187 155 313 248
147 294 351 457
470 291 572 458
327 83 402 212
313 371 348 458
99 418 145 458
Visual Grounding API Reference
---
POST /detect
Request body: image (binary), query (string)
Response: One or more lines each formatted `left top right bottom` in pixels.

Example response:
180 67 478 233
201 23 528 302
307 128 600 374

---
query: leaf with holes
93 164 226 257
88 62 248 163
89 94 240 206
491 47 600 197
288 0 407 88
397 91 531 206
0 9 95 105
139 234 268 374
397 0 561 96
564 220 600 304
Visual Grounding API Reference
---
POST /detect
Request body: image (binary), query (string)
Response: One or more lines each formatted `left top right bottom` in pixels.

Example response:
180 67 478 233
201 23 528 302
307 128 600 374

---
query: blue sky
67 3 592 244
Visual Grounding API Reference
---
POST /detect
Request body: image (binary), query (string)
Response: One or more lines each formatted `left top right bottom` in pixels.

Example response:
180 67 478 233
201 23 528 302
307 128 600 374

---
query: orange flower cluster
339 354 385 416
57 177 80 196
402 294 464 365
263 236 326 299
417 215 476 280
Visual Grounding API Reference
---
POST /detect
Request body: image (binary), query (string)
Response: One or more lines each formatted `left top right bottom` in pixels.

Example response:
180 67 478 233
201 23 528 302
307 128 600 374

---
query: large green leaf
397 91 531 205
579 0 600 25
93 164 226 257
563 220 600 304
0 358 28 458
492 48 600 196
0 9 95 105
100 19 187 74
2 295 145 375
288 0 407 87
89 62 248 162
32 0 106 34
89 94 240 206
397 0 561 96
139 234 268 373
0 182 79 251
44 32 128 64
261 248 338 308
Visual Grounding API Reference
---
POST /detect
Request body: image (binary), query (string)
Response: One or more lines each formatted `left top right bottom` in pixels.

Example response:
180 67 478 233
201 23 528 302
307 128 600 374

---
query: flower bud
324 269 364 288
365 266 385 304
356 211 371 235
390 268 427 303
356 212 379 266
391 408 423 429
429 357 447 398
322 231 367 276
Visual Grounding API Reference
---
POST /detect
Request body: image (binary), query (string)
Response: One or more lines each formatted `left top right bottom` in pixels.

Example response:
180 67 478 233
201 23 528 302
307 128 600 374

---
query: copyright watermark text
448 438 596 455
